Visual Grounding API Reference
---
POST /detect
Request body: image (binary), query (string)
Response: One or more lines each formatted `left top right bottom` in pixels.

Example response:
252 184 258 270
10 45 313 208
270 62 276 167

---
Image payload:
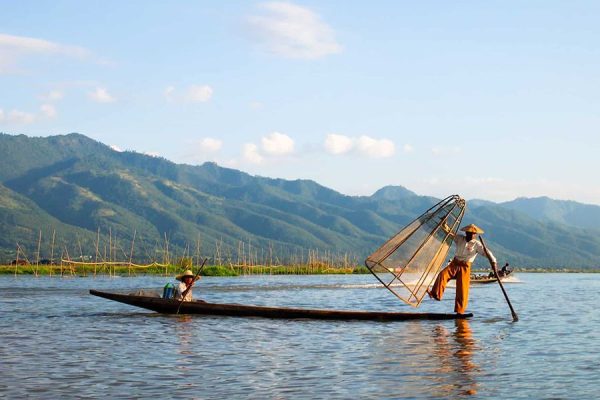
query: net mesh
365 195 466 307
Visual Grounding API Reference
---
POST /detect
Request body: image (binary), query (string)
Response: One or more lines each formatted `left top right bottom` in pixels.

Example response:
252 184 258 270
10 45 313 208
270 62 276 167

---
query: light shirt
175 282 193 302
453 234 497 264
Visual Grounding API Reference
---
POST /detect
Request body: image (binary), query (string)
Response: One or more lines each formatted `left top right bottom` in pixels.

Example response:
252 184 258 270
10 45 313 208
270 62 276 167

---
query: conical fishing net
365 195 466 307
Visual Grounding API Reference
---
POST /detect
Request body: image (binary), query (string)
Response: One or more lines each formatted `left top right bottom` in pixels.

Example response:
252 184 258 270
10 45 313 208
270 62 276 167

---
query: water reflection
4 274 596 398
175 315 194 357
173 315 198 393
432 319 479 396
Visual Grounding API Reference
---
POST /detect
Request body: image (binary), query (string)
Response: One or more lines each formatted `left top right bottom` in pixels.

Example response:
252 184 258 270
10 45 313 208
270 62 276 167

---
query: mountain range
1 132 599 268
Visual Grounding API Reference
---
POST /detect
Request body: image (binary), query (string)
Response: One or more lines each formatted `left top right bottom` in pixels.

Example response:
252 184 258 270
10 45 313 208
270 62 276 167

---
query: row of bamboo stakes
8 228 361 277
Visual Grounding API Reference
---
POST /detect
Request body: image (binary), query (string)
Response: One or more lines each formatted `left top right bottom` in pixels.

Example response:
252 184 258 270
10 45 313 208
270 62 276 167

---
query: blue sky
1 1 600 204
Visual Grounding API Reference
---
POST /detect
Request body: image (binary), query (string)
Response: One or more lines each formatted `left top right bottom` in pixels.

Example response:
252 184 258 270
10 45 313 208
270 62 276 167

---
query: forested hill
1 132 600 268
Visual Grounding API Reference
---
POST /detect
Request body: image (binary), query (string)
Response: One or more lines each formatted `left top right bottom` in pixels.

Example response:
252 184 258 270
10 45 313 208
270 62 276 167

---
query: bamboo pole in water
163 233 167 275
248 238 252 267
129 229 137 276
195 238 201 269
480 236 519 322
164 233 170 266
217 238 222 267
111 233 116 276
95 228 100 277
35 229 42 277
50 229 56 276
103 245 107 275
109 228 112 265
63 245 74 276
14 244 19 277
77 236 84 275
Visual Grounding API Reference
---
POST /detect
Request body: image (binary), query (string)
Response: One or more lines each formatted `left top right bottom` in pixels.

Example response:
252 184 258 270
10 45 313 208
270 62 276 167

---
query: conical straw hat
460 224 484 234
176 269 200 281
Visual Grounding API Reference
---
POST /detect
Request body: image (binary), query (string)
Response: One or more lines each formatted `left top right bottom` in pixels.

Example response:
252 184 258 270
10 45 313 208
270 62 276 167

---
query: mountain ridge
1 132 599 268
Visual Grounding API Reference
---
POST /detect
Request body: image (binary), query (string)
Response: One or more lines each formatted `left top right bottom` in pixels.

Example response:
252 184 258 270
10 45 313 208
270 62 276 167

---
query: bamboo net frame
365 195 466 307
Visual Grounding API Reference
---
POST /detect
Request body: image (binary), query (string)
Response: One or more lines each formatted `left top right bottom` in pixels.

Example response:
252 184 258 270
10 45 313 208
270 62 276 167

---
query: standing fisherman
428 224 497 314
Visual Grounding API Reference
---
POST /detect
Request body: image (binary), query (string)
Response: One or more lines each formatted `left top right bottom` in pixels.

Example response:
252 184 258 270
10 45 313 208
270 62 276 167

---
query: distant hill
1 132 599 268
499 197 600 230
371 185 417 201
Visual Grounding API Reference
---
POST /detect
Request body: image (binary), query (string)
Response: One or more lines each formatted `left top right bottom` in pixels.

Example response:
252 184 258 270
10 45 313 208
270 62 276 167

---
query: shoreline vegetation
0 262 370 277
1 263 598 277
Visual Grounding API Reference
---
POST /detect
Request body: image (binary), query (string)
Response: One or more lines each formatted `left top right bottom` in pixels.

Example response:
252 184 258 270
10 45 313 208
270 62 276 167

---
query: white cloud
186 85 213 103
238 132 294 165
247 2 342 59
166 85 214 103
199 137 223 153
110 144 123 152
261 131 294 155
323 134 396 158
324 133 354 155
13 110 35 124
0 33 90 57
40 104 57 118
243 143 264 164
0 109 35 124
431 146 461 157
403 144 415 153
356 135 395 158
0 33 94 73
88 87 115 103
0 105 58 123
39 90 64 102
10 110 35 124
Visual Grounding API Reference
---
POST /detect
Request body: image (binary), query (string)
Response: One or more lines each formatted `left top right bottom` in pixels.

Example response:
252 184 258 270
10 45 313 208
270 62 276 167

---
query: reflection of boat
89 290 472 321
471 263 513 284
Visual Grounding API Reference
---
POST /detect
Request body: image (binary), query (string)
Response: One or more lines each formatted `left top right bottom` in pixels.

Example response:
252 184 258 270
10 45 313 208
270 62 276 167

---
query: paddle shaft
479 236 519 321
176 257 208 314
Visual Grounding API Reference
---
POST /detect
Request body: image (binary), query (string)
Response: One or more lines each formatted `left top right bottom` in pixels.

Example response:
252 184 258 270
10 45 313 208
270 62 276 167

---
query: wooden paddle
479 236 519 321
176 257 208 315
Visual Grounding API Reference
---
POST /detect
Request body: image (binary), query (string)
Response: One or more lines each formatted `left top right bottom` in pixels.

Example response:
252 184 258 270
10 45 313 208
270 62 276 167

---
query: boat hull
90 290 472 321
471 277 499 284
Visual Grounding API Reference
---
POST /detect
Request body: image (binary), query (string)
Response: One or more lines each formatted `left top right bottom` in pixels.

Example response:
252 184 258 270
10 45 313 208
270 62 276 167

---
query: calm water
1 273 599 399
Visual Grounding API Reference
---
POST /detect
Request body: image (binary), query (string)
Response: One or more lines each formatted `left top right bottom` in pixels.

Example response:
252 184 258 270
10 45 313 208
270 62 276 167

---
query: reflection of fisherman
174 269 200 302
432 319 478 396
428 224 497 314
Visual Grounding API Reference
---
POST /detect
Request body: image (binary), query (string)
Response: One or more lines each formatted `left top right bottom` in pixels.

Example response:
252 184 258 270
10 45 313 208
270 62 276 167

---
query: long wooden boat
471 270 513 284
90 290 472 321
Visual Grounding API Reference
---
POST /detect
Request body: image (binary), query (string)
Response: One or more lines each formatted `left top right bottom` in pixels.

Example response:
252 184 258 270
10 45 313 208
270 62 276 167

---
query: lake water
1 273 599 398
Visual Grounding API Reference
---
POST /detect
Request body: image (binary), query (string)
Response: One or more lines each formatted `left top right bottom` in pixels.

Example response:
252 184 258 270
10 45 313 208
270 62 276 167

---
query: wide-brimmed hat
460 224 484 234
176 269 200 281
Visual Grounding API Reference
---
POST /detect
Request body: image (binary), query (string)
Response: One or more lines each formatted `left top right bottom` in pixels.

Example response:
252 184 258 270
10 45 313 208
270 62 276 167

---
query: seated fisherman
174 269 200 302
428 224 497 314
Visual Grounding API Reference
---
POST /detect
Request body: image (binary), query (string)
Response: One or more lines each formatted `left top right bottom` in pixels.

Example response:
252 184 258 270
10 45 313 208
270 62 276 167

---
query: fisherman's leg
430 262 457 301
454 263 471 314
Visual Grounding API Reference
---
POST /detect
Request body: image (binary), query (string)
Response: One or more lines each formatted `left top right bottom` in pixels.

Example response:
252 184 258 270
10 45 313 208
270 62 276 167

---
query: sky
1 1 600 204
